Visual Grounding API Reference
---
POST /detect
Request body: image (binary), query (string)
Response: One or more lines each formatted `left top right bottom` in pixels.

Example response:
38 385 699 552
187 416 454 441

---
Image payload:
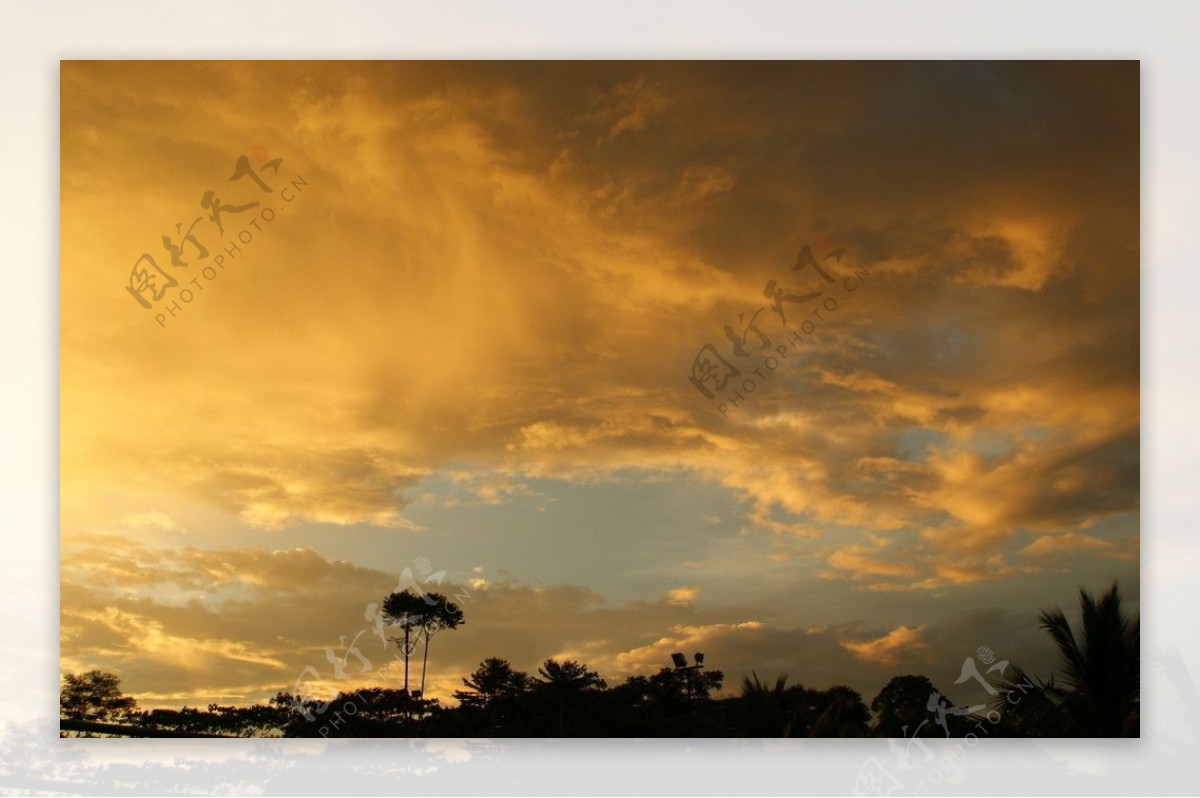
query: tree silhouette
648 665 724 703
454 657 532 710
381 589 464 695
60 670 138 724
57 583 1138 738
415 591 465 696
732 679 870 737
453 658 532 734
740 671 791 736
536 659 607 736
995 581 1140 736
871 675 945 737
989 664 1067 736
805 685 871 737
537 658 607 692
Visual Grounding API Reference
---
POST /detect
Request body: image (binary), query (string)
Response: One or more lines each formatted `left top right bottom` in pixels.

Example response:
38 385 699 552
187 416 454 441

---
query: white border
3 1 1194 794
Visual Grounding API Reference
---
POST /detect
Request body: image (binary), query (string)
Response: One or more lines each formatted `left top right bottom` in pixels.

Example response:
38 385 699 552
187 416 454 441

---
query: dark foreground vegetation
60 583 1138 738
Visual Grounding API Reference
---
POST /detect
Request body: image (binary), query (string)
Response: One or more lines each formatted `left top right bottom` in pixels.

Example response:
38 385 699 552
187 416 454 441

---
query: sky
60 61 1139 714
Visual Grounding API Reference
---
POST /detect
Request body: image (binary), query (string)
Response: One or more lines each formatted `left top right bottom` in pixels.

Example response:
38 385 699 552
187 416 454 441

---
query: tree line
60 582 1138 738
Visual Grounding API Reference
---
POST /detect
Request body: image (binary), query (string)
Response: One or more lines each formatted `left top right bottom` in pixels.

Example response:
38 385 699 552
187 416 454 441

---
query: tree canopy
60 581 1138 739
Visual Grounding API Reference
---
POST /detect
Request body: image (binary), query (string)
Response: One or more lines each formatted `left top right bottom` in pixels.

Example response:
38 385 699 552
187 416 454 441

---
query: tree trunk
420 632 430 696
403 624 410 692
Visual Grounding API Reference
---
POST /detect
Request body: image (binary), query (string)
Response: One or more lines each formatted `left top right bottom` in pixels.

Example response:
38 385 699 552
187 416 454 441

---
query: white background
1 1 1194 794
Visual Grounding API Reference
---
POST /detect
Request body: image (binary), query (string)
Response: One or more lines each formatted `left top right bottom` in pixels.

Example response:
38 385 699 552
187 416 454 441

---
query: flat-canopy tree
416 591 465 696
381 589 464 694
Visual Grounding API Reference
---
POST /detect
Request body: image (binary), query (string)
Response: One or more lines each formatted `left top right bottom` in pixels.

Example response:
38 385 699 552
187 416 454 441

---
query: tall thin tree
381 588 465 696
416 591 465 696
381 590 428 693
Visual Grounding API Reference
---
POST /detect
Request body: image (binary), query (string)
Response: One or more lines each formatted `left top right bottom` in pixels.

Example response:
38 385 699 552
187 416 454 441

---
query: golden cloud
839 625 926 665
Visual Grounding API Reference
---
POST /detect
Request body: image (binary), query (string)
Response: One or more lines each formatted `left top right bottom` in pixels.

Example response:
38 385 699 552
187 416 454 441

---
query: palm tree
740 671 791 736
995 581 1139 736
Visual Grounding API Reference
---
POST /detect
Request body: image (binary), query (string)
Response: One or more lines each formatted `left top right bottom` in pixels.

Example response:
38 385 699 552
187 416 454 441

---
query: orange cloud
59 62 1139 711
1019 532 1137 561
827 537 916 580
667 587 699 607
839 625 926 665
